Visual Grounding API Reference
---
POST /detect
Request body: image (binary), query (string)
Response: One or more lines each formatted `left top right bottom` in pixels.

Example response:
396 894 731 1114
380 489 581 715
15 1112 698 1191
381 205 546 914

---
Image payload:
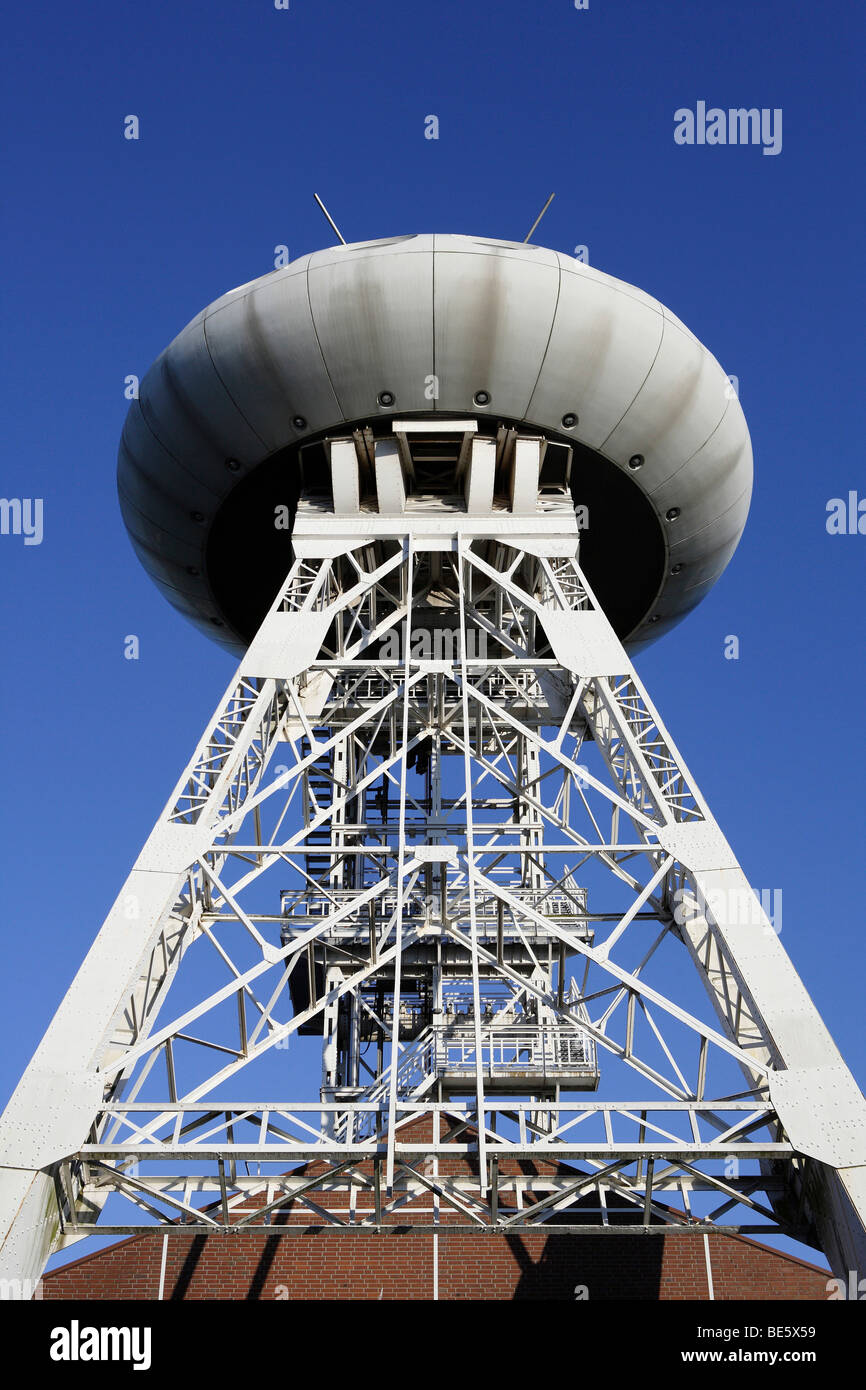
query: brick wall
43 1118 831 1301
43 1228 829 1301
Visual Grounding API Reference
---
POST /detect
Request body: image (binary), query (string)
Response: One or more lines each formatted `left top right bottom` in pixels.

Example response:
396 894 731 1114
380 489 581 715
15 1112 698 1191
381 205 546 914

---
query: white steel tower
1 235 864 1293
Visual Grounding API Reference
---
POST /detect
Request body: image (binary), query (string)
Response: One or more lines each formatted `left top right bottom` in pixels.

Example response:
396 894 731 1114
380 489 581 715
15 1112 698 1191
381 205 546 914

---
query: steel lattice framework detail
1 426 865 1293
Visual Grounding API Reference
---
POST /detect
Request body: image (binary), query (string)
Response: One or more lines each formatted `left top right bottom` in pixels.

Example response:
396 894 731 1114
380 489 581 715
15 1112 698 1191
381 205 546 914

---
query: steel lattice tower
1 235 864 1294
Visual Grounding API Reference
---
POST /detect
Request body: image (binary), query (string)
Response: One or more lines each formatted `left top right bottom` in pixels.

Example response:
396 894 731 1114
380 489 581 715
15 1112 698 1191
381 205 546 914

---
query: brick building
43 1224 830 1302
42 1118 830 1301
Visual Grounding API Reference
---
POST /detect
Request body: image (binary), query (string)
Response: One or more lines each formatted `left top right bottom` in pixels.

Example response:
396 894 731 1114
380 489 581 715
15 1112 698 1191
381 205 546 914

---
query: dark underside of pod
205 417 666 648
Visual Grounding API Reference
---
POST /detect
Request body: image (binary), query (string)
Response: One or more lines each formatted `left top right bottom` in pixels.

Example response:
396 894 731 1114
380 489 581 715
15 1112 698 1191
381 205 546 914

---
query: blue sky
1 0 864 1260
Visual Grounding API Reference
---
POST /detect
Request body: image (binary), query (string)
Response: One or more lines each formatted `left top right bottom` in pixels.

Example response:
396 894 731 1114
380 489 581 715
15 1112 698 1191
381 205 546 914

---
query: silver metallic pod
118 234 753 654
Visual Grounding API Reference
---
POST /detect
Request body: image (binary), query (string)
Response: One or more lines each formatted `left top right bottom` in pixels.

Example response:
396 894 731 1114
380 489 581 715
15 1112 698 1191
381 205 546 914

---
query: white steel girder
1 443 865 1294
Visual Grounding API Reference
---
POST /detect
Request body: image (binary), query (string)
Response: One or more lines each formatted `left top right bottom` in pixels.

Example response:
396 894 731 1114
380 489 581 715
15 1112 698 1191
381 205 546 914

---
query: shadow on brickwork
246 1234 282 1299
507 1231 665 1300
169 1235 207 1300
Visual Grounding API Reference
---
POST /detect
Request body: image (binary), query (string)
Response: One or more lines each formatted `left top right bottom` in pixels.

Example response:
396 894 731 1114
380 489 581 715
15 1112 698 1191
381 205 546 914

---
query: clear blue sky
1 0 863 1210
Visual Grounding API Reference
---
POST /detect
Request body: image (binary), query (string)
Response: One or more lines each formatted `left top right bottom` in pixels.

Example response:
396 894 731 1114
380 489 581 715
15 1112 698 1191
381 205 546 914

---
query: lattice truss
28 529 834 1255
